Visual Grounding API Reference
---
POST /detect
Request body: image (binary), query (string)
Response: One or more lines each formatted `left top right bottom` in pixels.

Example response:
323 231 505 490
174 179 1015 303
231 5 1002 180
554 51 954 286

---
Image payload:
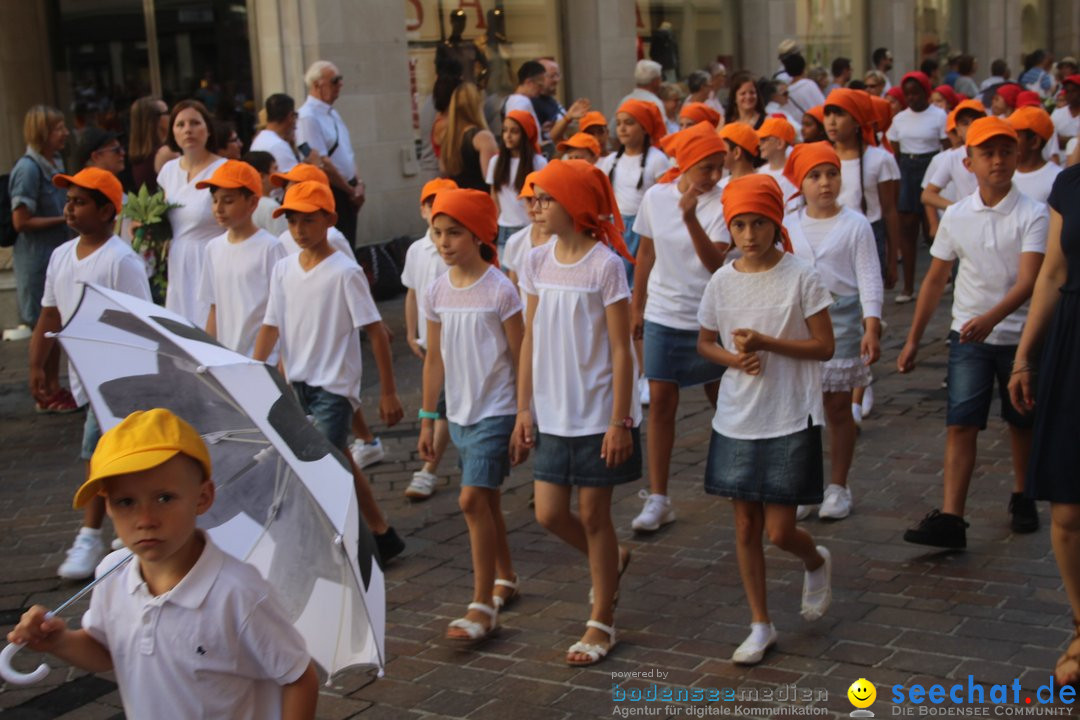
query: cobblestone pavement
0 259 1075 719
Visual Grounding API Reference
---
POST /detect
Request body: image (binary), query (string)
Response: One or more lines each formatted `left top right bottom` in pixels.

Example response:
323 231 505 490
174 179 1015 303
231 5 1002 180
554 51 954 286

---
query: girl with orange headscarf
782 142 883 523
420 188 524 646
627 122 729 534
756 116 800 209
501 171 555 301
697 173 835 666
487 109 548 252
511 158 641 668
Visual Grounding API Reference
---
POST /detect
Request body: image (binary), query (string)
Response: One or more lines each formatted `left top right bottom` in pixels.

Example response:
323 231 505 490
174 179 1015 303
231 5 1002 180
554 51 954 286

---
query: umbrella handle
0 642 51 685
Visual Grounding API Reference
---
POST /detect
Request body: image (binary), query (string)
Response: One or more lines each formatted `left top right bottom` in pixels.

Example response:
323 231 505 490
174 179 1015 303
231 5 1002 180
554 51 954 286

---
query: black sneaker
1009 493 1039 534
373 526 406 565
904 509 968 549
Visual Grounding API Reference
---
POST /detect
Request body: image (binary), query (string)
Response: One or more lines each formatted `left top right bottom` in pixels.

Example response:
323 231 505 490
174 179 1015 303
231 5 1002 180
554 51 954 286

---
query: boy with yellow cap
254 181 406 562
196 159 286 359
29 167 152 580
898 116 1048 548
8 408 318 719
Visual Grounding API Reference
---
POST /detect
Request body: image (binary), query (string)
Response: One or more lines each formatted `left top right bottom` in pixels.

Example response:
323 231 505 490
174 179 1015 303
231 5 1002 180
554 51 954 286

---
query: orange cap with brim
273 180 337 217
678 102 722 128
965 116 1018 148
721 174 792 254
947 99 987 133
505 110 542 154
616 99 668 143
431 188 500 267
52 167 124 216
718 122 760 157
757 116 796 146
270 163 330 188
74 409 211 509
1008 106 1055 141
657 121 727 183
420 178 458 205
195 159 263 198
783 141 841 200
557 132 602 158
578 111 608 134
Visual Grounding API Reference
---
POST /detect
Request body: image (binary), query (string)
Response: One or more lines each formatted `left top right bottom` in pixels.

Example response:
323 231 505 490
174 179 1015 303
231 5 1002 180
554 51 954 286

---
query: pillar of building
562 0 637 119
0 0 54 171
866 0 917 86
738 0 797 81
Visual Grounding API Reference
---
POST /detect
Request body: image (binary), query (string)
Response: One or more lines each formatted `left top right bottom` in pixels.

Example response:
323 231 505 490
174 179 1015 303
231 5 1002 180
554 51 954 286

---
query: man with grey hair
618 59 667 120
296 60 365 244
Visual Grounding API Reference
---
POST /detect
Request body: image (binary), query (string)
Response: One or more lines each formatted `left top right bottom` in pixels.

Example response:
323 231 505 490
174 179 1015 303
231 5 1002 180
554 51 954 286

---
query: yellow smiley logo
848 678 877 709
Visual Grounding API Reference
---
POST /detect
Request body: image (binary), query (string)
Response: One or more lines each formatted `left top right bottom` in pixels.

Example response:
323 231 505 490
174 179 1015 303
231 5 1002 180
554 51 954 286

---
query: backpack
0 173 17 248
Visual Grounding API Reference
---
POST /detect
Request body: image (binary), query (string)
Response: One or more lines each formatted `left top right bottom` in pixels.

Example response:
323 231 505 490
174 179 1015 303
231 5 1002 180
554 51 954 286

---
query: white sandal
445 602 498 648
492 575 520 611
566 619 617 667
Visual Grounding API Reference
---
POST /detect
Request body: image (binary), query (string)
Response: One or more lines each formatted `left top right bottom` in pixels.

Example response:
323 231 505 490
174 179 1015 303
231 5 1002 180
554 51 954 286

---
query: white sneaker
796 504 815 521
350 438 385 469
895 293 914 304
860 385 875 416
2 324 32 342
638 376 651 406
801 546 832 621
58 530 106 580
851 403 863 428
405 470 437 500
630 489 675 532
732 623 777 664
818 484 852 520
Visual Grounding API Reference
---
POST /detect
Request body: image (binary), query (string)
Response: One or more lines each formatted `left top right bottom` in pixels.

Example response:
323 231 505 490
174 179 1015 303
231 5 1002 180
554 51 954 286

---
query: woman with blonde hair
440 82 498 191
127 96 176 192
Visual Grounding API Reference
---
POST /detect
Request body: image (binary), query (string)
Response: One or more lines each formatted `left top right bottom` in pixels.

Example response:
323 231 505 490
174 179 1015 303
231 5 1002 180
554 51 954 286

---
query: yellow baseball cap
74 409 211 508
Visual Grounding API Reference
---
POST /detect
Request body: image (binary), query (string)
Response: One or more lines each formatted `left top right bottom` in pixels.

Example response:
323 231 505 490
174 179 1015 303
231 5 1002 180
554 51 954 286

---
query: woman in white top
783 143 882 522
156 100 227 327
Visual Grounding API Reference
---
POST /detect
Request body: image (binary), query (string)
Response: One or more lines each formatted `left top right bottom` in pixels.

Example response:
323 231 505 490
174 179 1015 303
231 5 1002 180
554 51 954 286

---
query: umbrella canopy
55 283 385 677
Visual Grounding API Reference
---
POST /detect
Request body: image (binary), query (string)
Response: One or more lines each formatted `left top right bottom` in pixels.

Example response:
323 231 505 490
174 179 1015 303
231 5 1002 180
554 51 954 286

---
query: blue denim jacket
9 148 69 246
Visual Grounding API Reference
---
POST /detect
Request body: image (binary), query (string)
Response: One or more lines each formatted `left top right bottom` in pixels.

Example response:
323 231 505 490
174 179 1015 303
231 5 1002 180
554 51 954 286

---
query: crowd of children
18 49 1080 714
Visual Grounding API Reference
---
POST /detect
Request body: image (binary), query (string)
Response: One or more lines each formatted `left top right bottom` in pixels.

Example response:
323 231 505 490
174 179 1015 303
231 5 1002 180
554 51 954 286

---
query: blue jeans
14 233 66 326
292 382 354 450
945 331 1032 430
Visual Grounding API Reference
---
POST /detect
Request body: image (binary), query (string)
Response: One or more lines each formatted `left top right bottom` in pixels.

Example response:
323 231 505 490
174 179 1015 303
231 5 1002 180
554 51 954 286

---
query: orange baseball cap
272 180 337 217
578 111 608 133
270 163 330 188
52 167 124 215
420 178 458 205
965 116 1018 148
719 122 760 157
1008 106 1054 141
757 116 796 146
195 159 263 197
946 98 986 133
557 132 602 158
74 408 211 509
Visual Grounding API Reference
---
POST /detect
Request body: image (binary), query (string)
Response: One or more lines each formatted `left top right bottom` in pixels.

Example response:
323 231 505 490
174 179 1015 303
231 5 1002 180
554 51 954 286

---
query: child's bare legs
823 391 857 489
83 496 105 530
733 500 769 622
447 487 511 637
852 386 865 407
487 490 515 586
533 481 588 553
351 408 375 443
421 420 450 474
1009 425 1032 494
644 381 679 496
764 505 825 571
1051 504 1080 684
898 213 920 296
347 453 389 534
942 425 978 517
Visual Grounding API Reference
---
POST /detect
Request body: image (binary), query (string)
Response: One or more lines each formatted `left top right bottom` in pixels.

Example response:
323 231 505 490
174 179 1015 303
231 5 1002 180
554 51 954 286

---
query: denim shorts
497 224 525 253
621 213 640 287
704 424 824 505
448 414 515 489
946 331 1032 429
81 407 102 461
533 429 642 487
292 382 353 450
643 320 725 387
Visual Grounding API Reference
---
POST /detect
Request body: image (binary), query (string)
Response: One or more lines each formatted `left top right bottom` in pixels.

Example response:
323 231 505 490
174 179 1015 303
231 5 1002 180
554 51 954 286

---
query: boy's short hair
243 150 275 176
74 409 211 508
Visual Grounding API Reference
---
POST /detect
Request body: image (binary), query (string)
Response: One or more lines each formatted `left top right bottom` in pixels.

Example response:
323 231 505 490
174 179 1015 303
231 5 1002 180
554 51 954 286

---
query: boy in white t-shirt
8 409 318 720
920 100 986 236
242 150 288 236
898 117 1048 549
196 160 286 359
1008 106 1063 204
254 181 407 564
399 178 455 500
29 168 152 580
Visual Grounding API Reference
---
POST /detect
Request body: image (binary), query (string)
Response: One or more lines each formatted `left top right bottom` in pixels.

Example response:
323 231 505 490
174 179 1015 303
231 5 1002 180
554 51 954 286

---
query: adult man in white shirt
250 93 304 179
618 59 668 122
872 47 894 92
782 52 826 125
502 60 544 134
296 60 365 245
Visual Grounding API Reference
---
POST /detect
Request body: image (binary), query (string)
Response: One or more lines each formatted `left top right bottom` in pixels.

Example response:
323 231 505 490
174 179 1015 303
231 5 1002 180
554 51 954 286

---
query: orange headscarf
757 116 796 146
965 116 1018 148
420 177 459 204
518 170 542 199
657 121 728 183
579 111 608 134
529 159 633 263
825 88 877 145
678 102 722 128
718 122 760 158
868 96 895 151
721 174 792 254
505 110 541 153
616 99 667 144
783 141 841 200
804 105 826 128
431 188 500 267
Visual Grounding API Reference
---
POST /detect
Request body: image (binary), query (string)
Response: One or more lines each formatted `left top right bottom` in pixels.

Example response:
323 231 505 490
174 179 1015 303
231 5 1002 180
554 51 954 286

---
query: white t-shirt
276 226 354 259
252 196 287 237
930 186 1049 345
486 153 548 228
263 252 381 405
632 181 728 330
1051 105 1079 142
838 146 901 223
785 77 826 124
501 225 533 275
158 156 228 328
921 151 957 212
596 146 670 217
784 207 884 319
401 229 448 349
923 146 978 199
886 105 948 155
1042 130 1062 165
424 267 522 425
198 229 286 359
81 538 310 720
697 252 833 440
42 236 152 405
1013 162 1062 204
519 241 642 436
249 129 299 175
756 165 801 212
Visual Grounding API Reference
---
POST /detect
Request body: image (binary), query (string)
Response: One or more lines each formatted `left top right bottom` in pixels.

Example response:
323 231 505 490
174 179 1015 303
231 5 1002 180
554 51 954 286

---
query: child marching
486 110 547 251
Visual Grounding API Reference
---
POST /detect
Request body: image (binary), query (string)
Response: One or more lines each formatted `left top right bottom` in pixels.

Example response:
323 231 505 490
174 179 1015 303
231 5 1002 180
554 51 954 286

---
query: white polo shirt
250 129 300 175
296 96 356 183
930 185 1049 345
277 226 354 259
82 538 310 720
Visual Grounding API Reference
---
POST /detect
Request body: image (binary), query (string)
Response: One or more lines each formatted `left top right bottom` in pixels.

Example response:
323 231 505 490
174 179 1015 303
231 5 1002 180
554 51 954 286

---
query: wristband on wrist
418 409 439 420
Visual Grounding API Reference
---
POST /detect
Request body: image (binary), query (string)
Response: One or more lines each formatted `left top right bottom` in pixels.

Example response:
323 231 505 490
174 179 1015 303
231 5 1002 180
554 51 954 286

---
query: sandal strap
586 619 616 638
467 602 497 619
567 640 607 661
447 617 488 639
494 576 519 590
